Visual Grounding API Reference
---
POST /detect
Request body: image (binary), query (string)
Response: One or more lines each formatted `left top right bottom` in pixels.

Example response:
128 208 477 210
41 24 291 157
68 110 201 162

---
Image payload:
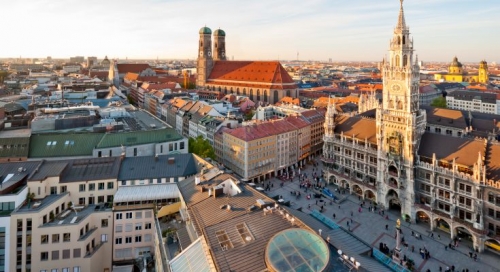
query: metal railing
372 248 411 272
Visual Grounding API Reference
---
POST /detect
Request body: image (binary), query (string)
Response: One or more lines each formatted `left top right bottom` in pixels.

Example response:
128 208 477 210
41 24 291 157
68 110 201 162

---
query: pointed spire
396 0 406 31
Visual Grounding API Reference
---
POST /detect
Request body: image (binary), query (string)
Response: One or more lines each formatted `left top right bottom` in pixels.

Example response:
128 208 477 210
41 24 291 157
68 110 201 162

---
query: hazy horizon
2 0 499 63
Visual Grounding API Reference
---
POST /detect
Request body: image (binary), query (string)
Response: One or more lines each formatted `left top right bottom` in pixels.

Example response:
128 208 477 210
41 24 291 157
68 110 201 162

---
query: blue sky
1 0 499 63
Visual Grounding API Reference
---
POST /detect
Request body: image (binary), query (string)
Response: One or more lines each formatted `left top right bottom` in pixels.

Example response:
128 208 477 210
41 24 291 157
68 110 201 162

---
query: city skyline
2 0 499 63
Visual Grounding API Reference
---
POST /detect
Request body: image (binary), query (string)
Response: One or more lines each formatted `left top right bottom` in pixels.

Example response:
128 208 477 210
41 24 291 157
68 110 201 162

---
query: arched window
243 88 247 96
236 88 240 95
263 90 268 102
224 87 228 94
402 35 406 45
256 89 261 101
273 90 279 104
403 55 408 67
397 36 401 45
397 101 403 110
215 42 218 48
395 55 400 67
389 100 394 109
200 41 203 47
230 87 234 94
250 89 254 100
286 90 291 97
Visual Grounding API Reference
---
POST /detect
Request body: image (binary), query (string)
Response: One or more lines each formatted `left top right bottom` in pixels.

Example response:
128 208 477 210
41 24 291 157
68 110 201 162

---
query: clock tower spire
376 0 427 223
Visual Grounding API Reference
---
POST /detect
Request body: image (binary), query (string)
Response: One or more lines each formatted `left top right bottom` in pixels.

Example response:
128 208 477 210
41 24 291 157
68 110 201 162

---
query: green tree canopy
188 135 215 160
430 96 447 108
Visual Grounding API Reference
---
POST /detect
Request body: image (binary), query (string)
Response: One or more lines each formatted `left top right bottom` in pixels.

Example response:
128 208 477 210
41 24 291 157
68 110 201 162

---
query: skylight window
236 223 253 243
215 230 233 251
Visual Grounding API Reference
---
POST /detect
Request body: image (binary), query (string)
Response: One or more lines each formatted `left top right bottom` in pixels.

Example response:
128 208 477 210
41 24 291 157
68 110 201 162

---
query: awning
114 184 180 203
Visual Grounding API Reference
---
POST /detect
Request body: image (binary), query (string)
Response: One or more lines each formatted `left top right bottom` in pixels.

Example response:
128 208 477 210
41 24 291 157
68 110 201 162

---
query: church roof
116 64 151 74
334 115 377 144
207 61 297 90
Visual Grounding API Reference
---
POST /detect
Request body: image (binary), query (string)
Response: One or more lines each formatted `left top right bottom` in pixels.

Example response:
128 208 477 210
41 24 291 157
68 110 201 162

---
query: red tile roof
226 119 297 141
141 82 178 91
207 61 297 89
124 72 139 81
89 71 109 79
117 64 150 74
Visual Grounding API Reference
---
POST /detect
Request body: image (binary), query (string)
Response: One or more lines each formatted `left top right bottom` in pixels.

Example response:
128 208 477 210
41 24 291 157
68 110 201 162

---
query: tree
244 110 255 121
430 96 447 108
188 135 215 160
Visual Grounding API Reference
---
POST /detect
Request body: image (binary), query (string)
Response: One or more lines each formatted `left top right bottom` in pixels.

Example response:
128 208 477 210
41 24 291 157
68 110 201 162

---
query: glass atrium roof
265 228 330 272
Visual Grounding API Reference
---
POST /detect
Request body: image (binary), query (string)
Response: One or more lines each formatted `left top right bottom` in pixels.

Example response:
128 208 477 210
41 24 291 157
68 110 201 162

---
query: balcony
84 241 105 258
78 227 97 241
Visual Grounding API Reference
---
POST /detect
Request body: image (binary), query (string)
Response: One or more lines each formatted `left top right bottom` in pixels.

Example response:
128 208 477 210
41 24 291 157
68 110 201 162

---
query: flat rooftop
0 129 32 138
15 194 66 214
42 204 111 227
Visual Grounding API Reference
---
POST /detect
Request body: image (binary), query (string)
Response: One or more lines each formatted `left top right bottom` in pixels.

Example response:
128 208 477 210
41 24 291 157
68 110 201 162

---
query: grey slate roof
60 157 121 183
118 153 197 180
0 161 41 189
29 160 68 181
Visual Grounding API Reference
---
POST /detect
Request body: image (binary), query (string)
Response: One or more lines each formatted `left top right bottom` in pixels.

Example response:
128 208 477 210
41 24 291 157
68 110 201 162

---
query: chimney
168 157 175 164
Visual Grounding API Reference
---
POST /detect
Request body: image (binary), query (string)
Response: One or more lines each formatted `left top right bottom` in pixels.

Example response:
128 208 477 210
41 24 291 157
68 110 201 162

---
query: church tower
376 0 427 222
196 26 214 88
324 96 337 138
478 60 489 84
213 29 227 61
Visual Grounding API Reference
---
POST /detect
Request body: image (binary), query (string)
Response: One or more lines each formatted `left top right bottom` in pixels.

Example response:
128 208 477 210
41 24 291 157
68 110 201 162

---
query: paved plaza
256 159 500 272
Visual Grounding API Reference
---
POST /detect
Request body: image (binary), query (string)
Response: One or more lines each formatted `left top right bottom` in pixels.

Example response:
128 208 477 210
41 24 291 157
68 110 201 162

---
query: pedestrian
411 231 414 236
473 253 477 261
438 234 441 240
444 245 448 251
411 245 414 252
347 221 350 226
333 213 336 219
385 224 388 230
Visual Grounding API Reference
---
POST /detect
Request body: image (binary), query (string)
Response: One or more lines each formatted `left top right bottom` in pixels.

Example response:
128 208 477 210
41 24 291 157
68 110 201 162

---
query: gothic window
403 55 408 67
250 89 254 100
395 55 400 67
236 88 240 95
402 35 406 45
397 101 403 110
230 87 234 94
218 87 221 92
263 90 268 102
286 90 291 97
215 42 218 48
200 41 203 47
389 100 394 109
243 88 247 96
397 36 401 45
224 87 228 94
273 90 279 104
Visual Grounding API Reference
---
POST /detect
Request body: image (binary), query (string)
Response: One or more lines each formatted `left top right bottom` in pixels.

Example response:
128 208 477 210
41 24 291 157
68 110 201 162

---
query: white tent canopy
113 184 180 203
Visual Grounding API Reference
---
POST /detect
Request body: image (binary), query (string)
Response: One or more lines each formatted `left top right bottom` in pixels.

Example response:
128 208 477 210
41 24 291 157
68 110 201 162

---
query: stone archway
386 189 401 211
352 185 362 196
435 218 451 233
455 226 474 243
328 175 337 185
416 210 431 227
364 189 376 202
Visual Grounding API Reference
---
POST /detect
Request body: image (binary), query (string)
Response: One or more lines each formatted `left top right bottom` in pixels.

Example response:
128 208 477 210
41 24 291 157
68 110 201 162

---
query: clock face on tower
222 52 225 58
391 84 401 92
199 51 203 57
207 51 212 57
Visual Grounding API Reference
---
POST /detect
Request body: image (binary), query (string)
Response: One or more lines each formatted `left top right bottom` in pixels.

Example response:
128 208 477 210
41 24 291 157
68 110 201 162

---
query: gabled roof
96 128 182 149
0 161 41 187
117 64 151 74
421 105 467 129
418 132 485 168
226 119 296 142
29 160 68 181
124 72 139 81
29 133 104 158
207 61 297 89
334 115 377 144
118 154 197 180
